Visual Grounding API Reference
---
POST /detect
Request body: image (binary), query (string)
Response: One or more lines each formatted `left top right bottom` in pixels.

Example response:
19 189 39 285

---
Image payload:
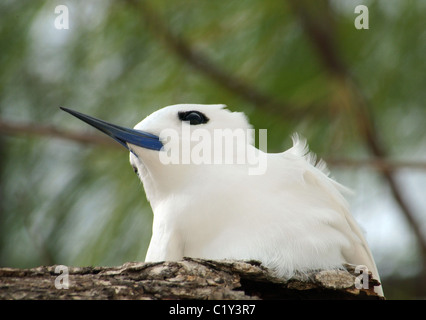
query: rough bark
0 258 383 300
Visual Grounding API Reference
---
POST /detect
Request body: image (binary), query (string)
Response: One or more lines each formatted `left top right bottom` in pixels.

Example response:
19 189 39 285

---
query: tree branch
0 118 118 149
0 258 383 300
125 0 323 120
2 118 426 172
324 157 426 171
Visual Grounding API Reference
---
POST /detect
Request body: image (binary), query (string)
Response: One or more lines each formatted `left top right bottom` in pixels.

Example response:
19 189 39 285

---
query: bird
61 104 383 296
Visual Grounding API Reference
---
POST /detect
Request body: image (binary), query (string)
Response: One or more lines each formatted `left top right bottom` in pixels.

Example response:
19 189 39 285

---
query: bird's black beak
60 107 163 152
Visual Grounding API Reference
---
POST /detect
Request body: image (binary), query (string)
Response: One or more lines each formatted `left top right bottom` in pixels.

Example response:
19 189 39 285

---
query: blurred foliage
0 0 425 299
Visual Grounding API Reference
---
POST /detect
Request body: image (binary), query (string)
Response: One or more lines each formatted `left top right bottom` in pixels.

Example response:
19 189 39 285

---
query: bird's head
61 104 255 203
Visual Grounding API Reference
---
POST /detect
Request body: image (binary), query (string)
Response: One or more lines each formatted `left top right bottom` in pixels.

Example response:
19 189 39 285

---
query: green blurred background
0 0 425 299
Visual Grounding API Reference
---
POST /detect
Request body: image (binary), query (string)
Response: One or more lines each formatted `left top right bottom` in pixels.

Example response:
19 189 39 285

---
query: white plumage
127 104 383 295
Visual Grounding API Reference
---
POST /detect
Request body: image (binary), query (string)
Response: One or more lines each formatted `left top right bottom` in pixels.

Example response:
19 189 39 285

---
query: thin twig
1 118 425 172
325 158 426 171
0 119 118 148
125 0 324 120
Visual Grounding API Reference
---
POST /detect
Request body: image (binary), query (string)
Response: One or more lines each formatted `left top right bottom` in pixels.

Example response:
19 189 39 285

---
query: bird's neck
138 160 196 210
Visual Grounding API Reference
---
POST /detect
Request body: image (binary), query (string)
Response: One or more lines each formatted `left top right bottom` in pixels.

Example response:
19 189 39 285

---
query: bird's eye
132 165 139 176
178 111 209 125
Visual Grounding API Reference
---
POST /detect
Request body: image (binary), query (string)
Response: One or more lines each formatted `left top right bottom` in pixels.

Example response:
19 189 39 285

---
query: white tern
61 104 383 296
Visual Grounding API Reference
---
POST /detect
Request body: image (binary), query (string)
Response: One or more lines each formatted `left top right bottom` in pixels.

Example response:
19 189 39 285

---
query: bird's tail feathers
290 133 330 176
